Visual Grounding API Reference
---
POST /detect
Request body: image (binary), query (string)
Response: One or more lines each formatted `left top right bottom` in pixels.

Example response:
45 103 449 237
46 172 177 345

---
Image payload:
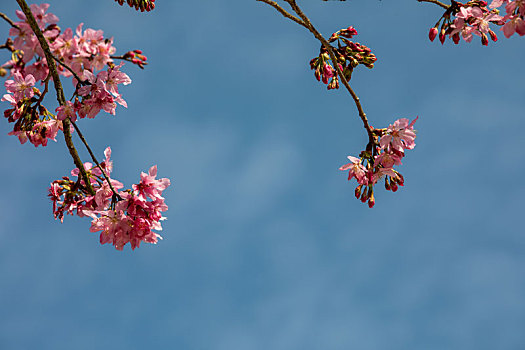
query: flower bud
309 58 317 70
481 33 489 46
452 33 460 44
355 185 363 199
368 193 375 208
439 29 446 45
384 177 391 191
489 29 498 42
429 27 438 42
360 188 368 202
391 183 398 192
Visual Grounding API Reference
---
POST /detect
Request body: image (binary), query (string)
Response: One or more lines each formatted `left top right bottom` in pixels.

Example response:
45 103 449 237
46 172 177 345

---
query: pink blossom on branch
340 117 418 208
428 0 525 44
49 147 170 250
4 72 36 101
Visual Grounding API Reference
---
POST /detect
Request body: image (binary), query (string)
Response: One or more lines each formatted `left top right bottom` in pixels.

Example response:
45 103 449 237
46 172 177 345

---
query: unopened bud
314 68 321 81
355 185 363 199
395 172 404 186
391 183 398 192
481 33 489 46
439 29 446 45
452 33 460 44
384 177 391 191
309 58 317 70
368 193 375 208
0 67 6 77
429 27 438 42
360 188 368 202
489 29 498 42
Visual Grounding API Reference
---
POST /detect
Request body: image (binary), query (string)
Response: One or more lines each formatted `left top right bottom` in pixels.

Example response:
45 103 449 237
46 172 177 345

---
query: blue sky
1 0 525 349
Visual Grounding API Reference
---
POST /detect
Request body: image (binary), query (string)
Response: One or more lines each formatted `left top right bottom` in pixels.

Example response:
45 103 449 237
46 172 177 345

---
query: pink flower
94 180 123 210
4 72 36 100
475 13 503 33
132 165 171 201
16 4 58 28
56 101 77 122
371 167 397 185
7 129 29 144
97 64 131 107
374 151 403 168
490 0 508 8
50 28 78 59
101 147 113 175
25 59 49 82
90 209 128 247
380 117 418 153
502 15 525 37
28 119 61 147
339 156 368 185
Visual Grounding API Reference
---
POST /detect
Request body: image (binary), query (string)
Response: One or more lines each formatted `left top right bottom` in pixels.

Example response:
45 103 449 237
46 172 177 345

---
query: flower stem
15 0 95 195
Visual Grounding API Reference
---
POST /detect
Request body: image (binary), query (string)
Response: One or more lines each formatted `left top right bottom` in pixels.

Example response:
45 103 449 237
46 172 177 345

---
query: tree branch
70 121 122 200
283 0 375 144
0 11 20 30
50 54 89 85
256 0 308 29
417 0 450 10
15 0 95 195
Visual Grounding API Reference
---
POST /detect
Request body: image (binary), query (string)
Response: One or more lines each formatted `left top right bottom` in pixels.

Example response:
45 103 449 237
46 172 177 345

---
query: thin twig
51 55 89 85
70 121 123 200
15 0 95 195
417 0 450 10
0 12 20 30
256 0 308 29
284 0 375 144
110 54 147 69
36 73 51 106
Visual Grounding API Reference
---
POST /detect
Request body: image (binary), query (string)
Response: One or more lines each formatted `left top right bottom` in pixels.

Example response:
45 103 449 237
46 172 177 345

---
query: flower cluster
2 71 63 146
49 147 170 250
114 0 156 12
309 26 376 90
1 4 170 250
1 3 137 146
428 0 524 45
491 0 525 37
339 117 417 208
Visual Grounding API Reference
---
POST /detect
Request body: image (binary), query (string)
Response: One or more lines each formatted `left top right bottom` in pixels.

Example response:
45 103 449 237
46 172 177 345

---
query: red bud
429 27 438 42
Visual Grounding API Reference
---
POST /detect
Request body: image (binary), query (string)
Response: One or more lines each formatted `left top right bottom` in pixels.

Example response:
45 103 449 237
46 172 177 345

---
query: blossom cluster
309 26 377 90
339 117 417 208
1 3 140 147
1 4 170 250
428 0 524 45
49 147 170 250
491 0 525 37
114 0 156 12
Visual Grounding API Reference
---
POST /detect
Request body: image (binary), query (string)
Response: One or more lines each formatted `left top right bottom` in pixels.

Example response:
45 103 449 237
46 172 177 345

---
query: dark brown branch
256 0 308 29
284 0 375 144
0 12 20 30
417 0 449 10
15 0 95 195
70 121 122 200
51 55 89 85
35 73 51 105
